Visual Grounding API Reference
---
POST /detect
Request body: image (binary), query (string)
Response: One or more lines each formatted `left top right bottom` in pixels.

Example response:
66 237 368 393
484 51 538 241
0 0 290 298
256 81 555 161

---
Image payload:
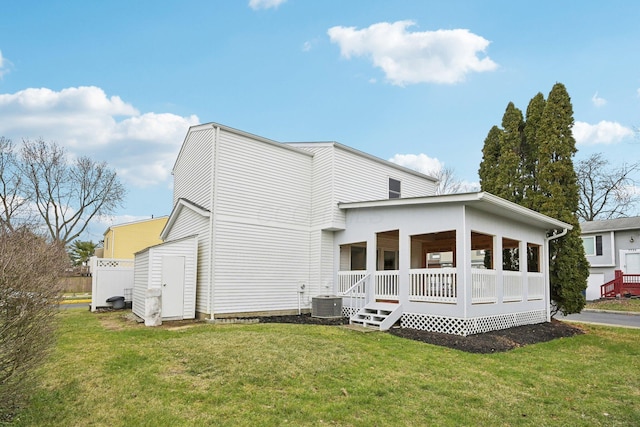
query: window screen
389 178 401 199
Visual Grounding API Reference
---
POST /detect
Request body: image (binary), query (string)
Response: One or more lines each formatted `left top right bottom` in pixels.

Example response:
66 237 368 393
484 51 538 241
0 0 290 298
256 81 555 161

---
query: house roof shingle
581 216 640 233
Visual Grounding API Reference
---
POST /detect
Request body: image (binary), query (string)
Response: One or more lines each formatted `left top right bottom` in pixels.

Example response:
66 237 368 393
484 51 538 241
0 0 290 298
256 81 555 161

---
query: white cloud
327 20 498 86
249 0 286 10
573 120 634 145
302 41 312 52
591 92 607 107
389 153 444 175
0 86 199 188
637 88 640 97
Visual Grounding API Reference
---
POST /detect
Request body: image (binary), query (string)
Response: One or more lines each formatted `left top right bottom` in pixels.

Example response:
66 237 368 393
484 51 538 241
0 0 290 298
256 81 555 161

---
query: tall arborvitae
536 83 588 315
497 102 525 203
479 83 588 315
521 93 546 210
478 125 502 195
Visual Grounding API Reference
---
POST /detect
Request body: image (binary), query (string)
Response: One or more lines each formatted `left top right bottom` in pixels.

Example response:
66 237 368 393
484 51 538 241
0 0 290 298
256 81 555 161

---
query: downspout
208 126 220 320
461 206 468 322
544 228 568 321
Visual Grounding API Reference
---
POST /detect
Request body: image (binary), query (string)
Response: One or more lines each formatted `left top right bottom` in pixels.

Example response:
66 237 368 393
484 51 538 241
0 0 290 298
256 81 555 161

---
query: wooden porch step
350 302 402 331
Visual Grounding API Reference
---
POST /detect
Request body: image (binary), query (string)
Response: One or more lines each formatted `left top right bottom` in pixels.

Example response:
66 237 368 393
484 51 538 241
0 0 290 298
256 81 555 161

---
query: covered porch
334 193 569 336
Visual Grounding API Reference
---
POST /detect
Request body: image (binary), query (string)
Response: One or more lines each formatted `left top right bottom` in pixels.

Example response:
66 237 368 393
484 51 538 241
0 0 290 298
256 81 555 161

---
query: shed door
161 256 185 318
626 253 640 274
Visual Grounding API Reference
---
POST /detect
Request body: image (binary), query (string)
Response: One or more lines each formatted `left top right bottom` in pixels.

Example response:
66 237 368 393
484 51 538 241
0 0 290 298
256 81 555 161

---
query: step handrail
338 273 371 317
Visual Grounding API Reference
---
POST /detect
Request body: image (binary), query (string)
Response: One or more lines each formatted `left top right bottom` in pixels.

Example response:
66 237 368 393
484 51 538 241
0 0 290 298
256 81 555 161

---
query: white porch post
366 233 377 305
495 235 504 304
521 240 529 301
398 229 410 305
460 217 470 318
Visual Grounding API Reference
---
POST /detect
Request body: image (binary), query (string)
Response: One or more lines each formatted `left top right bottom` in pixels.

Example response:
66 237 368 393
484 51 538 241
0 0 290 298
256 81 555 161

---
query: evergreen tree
521 93 546 210
536 83 588 315
478 125 502 195
68 240 97 266
497 102 525 203
478 83 588 315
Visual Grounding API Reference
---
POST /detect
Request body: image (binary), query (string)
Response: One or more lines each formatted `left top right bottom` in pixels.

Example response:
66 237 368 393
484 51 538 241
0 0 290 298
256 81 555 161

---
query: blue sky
1 0 638 242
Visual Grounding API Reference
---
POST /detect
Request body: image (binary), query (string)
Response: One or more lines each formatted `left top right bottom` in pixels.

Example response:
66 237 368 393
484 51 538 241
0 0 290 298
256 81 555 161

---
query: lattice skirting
401 310 547 336
342 306 358 318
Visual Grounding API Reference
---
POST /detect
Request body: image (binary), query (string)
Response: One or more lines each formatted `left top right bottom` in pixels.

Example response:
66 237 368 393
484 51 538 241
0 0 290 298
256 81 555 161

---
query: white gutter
544 228 569 321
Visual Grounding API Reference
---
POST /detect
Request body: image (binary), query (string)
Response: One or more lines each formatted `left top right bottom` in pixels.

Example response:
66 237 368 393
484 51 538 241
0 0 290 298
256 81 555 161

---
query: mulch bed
257 313 584 354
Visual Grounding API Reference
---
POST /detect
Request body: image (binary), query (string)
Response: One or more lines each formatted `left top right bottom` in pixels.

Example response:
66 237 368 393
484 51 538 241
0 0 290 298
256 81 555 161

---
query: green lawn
586 298 640 313
9 309 640 426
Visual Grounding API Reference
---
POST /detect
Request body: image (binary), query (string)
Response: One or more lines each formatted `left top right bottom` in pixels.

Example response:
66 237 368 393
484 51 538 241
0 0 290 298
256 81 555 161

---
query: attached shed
133 235 198 321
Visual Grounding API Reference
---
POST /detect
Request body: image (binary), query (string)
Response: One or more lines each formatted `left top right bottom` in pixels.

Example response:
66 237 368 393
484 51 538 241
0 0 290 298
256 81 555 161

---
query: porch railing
409 268 457 303
601 270 640 298
503 271 523 302
471 269 497 303
337 272 370 316
375 271 399 300
340 268 547 306
527 272 544 300
338 270 367 296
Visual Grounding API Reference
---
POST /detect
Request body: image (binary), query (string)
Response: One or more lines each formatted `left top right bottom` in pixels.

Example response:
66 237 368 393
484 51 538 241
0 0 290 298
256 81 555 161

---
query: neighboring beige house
102 216 169 259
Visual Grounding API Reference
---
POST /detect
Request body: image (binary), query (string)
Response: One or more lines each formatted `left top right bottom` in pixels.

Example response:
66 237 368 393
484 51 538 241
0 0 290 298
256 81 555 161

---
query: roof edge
339 191 573 231
160 198 211 241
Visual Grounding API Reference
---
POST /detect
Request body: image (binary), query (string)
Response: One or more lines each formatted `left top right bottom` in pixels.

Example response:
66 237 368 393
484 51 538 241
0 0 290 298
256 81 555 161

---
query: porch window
388 178 401 199
410 230 456 268
472 231 494 269
502 237 520 271
409 231 457 303
376 230 399 270
351 246 367 270
339 243 367 271
338 243 367 295
383 251 398 270
527 243 541 273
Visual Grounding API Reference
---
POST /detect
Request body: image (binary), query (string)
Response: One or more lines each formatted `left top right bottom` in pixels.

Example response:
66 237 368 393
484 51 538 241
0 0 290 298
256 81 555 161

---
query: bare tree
431 165 466 195
0 227 68 421
18 138 126 244
0 138 32 232
576 152 640 221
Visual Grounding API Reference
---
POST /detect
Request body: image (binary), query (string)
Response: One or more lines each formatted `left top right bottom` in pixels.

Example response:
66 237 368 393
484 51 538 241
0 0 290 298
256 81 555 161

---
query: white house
135 122 572 336
580 217 640 300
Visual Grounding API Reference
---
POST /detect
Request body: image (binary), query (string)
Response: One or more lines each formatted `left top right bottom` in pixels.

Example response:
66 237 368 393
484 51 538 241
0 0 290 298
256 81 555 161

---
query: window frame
582 235 603 257
388 177 401 199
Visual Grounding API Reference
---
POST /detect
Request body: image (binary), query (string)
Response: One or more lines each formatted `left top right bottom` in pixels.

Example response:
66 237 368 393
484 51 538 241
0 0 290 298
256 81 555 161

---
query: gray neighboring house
581 216 640 300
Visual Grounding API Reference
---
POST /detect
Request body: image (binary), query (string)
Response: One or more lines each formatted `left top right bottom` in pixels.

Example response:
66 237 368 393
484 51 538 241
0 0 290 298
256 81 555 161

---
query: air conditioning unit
312 295 343 318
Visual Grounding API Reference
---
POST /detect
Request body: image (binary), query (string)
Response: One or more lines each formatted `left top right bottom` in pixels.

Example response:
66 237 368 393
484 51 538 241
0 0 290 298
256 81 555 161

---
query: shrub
0 228 68 422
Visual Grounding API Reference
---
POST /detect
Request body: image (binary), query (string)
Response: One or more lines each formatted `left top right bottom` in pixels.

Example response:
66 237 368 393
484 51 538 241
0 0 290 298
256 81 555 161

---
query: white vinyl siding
290 143 437 230
132 250 150 318
173 128 213 209
210 129 313 315
213 221 310 314
164 207 211 315
294 145 335 229
132 236 198 320
331 146 436 226
215 130 313 227
307 230 335 297
320 230 335 294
